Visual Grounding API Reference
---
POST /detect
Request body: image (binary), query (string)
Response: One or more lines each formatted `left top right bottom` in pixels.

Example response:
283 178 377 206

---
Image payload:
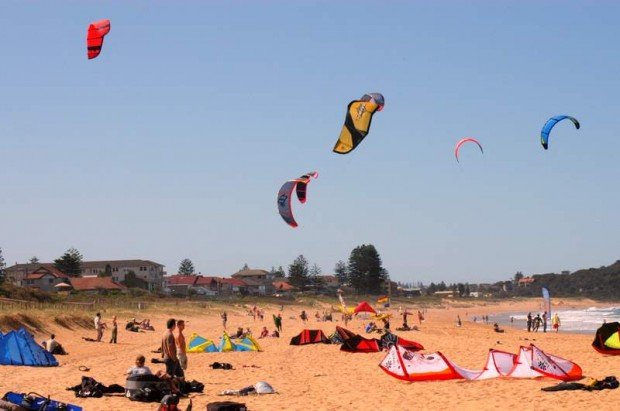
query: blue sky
1 1 619 284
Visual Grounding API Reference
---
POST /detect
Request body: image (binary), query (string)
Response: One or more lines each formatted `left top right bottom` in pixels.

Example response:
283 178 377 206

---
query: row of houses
5 260 166 292
4 261 332 297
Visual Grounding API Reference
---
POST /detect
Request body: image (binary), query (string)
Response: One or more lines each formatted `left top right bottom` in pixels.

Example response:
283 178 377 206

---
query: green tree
309 263 324 288
122 270 149 289
0 247 5 284
270 266 286 278
178 259 195 275
457 283 465 297
347 244 387 294
54 248 83 277
29 256 39 264
465 283 471 296
241 263 250 271
288 255 309 290
513 271 524 283
334 260 348 286
99 264 112 278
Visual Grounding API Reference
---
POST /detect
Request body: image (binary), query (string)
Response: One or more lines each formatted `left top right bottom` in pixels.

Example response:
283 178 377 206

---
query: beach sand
0 298 617 410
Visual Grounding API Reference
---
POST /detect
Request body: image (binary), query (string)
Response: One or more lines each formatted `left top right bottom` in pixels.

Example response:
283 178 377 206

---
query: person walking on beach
176 320 187 372
533 314 542 332
457 315 462 327
162 318 183 379
551 313 560 333
109 315 118 344
300 310 308 323
221 311 228 329
273 313 282 333
94 313 106 342
526 312 533 332
542 311 548 333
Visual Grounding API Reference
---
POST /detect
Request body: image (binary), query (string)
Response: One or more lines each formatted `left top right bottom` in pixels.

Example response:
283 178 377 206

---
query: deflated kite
333 93 384 154
277 172 318 228
541 115 580 150
87 19 111 60
455 137 483 162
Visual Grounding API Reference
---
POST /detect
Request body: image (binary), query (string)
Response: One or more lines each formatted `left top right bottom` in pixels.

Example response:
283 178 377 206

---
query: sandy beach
0 298 618 411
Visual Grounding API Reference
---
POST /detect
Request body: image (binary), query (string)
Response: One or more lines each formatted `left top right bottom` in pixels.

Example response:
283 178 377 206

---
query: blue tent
0 328 58 366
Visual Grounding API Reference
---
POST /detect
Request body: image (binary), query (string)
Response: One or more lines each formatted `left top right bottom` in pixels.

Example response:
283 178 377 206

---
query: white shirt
126 366 152 377
94 316 101 329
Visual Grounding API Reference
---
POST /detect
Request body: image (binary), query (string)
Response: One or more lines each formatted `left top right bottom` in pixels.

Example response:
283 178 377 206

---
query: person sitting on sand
271 330 280 338
126 355 153 377
43 334 67 355
140 319 154 331
493 323 504 333
365 322 378 333
300 310 308 323
258 327 269 339
233 327 244 339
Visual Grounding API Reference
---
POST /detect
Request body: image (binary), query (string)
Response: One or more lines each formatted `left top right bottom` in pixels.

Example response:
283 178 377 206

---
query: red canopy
353 301 376 315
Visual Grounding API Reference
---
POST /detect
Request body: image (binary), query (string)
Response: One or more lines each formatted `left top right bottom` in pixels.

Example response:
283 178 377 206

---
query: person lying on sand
125 319 141 332
493 323 505 333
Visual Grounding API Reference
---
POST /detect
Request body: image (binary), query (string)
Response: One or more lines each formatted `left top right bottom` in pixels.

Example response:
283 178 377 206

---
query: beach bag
75 377 104 398
206 401 247 411
158 394 179 411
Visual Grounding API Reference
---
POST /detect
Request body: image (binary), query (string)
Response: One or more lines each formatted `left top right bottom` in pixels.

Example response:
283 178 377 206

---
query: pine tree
178 259 195 275
29 256 39 264
334 260 348 286
288 255 309 290
54 248 83 277
347 244 387 294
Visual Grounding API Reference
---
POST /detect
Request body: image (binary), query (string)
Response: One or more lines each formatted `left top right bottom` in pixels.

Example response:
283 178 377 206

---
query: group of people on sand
87 313 155 344
124 318 187 395
527 311 561 333
258 326 280 339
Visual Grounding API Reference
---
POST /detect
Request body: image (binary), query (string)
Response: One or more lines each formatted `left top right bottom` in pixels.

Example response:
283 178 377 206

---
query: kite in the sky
87 19 111 60
541 115 580 150
454 137 483 162
333 93 384 154
277 171 318 228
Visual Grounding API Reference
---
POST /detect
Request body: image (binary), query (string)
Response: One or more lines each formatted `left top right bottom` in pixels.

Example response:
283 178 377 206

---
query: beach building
69 277 126 294
5 259 166 292
231 268 275 296
22 266 69 292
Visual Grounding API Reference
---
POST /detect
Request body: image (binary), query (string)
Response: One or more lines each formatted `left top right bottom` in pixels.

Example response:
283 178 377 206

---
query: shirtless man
161 318 184 379
175 320 187 371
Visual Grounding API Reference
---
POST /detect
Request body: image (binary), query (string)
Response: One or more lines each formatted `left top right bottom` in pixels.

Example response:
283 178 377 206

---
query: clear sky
2 1 619 284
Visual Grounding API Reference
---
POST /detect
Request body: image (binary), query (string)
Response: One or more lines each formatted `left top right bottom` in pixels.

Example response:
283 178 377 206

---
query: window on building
140 266 147 272
49 279 54 284
112 267 118 272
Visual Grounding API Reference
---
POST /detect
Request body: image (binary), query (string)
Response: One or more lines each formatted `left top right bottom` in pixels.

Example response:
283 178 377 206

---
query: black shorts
165 358 184 378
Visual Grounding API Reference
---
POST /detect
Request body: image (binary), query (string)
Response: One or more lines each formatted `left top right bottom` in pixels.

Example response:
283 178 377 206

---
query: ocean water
489 306 620 334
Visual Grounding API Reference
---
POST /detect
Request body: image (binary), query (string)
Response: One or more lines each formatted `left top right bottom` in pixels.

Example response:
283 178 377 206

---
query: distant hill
514 260 620 300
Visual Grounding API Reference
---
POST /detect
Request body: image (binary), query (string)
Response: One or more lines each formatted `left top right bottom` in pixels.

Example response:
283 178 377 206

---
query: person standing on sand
551 313 560 333
109 315 118 344
94 313 106 342
221 311 228 329
542 311 548 333
527 312 533 332
274 313 283 332
176 320 187 372
162 318 183 379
